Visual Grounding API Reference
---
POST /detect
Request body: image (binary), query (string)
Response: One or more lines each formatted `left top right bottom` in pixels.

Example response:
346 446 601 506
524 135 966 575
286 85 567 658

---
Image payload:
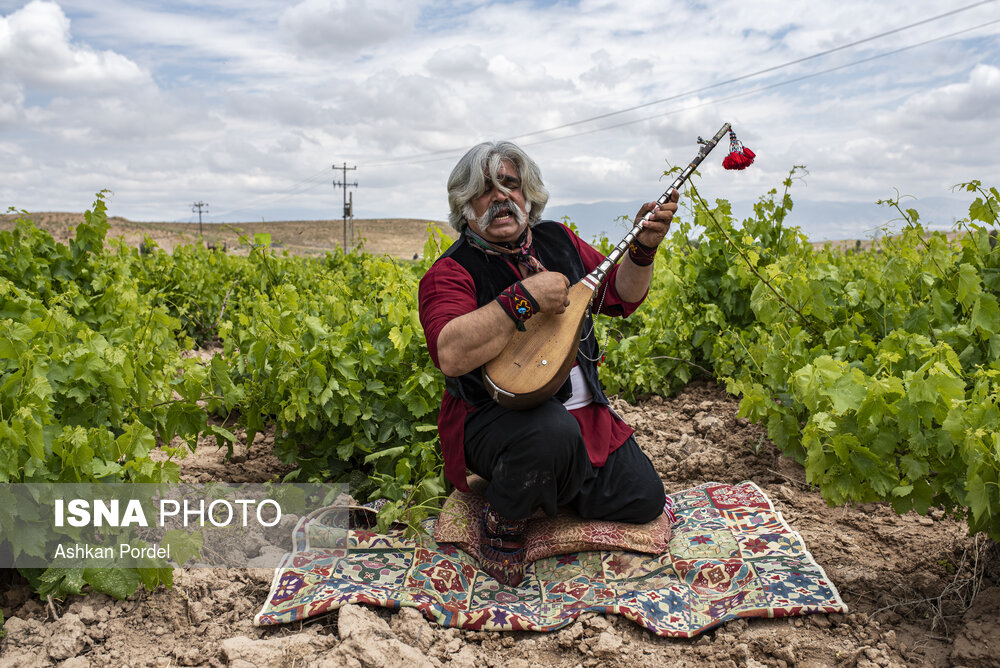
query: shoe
479 503 527 587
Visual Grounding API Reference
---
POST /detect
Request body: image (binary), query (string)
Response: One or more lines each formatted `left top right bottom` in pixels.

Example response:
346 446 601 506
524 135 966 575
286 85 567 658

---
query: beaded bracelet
496 281 540 331
627 237 658 266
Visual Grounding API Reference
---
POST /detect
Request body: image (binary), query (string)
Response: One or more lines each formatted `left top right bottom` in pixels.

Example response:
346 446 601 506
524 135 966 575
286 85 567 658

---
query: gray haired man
418 141 676 586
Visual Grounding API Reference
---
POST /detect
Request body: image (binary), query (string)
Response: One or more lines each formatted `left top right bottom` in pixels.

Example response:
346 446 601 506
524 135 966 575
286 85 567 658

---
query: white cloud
0 1 149 93
0 82 25 126
280 0 419 52
580 49 654 89
425 45 490 79
487 54 576 94
891 63 1000 123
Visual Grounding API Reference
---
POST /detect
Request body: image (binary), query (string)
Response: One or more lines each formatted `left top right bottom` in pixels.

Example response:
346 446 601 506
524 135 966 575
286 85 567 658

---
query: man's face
468 158 529 243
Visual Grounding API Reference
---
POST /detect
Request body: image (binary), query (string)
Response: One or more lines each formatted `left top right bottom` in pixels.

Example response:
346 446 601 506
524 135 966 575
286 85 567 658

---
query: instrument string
579 280 612 366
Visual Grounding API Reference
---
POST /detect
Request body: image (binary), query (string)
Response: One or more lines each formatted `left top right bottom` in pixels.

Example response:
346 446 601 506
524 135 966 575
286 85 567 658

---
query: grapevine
4 176 998 609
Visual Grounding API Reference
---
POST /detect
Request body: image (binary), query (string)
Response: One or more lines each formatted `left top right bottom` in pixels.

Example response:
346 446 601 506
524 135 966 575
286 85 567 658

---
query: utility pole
347 191 354 247
191 201 209 242
332 163 357 251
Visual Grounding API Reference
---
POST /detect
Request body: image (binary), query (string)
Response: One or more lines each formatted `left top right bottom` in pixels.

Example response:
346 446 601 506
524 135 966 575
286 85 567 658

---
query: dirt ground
1 380 998 667
0 211 454 259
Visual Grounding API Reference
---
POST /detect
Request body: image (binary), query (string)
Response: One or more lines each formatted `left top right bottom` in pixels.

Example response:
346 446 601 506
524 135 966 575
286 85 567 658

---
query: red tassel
723 130 755 170
723 152 752 170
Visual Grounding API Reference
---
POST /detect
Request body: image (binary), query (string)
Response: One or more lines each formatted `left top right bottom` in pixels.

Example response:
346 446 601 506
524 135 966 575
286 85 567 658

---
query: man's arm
434 301 515 377
613 190 678 302
436 271 572 377
424 265 573 378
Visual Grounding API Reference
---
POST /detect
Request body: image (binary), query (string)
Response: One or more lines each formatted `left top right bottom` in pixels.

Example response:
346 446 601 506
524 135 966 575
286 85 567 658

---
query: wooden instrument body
483 281 595 410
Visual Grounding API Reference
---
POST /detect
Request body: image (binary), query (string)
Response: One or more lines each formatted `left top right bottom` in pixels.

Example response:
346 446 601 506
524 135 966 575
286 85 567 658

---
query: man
418 141 676 586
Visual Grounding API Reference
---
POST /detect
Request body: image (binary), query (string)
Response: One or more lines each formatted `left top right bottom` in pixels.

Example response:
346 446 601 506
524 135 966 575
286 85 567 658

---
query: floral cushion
433 476 672 563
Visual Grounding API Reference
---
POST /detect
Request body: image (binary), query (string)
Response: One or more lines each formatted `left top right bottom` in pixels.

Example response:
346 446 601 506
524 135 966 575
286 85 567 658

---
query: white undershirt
562 365 594 411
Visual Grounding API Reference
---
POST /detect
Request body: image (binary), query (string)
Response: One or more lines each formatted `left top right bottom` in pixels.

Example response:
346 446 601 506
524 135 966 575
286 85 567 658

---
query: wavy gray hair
446 141 549 233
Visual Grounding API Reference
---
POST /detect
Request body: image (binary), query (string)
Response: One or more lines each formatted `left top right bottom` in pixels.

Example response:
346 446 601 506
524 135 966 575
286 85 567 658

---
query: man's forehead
485 158 518 178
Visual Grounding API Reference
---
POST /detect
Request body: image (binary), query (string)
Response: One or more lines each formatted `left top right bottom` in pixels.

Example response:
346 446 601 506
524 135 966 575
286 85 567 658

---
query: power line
509 0 997 141
361 1 998 167
208 166 334 220
517 17 1000 149
200 2 999 218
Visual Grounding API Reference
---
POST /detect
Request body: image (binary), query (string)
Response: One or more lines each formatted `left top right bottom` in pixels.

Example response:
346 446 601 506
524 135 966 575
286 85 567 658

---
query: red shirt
418 223 646 491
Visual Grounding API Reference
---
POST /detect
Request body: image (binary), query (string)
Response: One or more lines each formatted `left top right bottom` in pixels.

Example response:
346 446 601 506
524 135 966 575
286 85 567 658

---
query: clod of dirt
46 613 90 661
389 606 436 652
950 585 1000 667
593 629 623 657
333 604 435 667
221 632 335 668
694 413 721 435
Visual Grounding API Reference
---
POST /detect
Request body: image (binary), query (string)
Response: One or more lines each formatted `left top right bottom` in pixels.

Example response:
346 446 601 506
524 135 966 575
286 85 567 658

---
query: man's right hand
522 272 570 314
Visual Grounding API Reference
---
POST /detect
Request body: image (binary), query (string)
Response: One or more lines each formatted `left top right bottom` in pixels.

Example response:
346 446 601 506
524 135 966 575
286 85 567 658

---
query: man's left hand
634 188 678 248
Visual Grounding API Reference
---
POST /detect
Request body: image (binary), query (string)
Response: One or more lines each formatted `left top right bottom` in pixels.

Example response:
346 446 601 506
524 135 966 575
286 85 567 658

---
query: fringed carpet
254 481 846 637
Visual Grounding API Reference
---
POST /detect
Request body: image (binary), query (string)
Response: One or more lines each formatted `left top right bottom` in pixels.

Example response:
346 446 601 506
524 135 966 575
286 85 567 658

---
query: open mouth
490 204 513 224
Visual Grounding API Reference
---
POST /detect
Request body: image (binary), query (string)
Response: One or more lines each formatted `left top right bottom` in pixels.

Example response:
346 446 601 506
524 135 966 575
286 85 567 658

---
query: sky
1 0 999 243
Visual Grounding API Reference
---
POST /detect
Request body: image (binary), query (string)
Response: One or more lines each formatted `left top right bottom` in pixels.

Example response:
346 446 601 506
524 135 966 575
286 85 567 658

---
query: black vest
437 221 608 409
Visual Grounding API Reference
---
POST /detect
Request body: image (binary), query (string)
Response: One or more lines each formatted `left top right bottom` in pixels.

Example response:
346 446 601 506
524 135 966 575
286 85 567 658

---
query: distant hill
0 212 455 259
5 209 977 259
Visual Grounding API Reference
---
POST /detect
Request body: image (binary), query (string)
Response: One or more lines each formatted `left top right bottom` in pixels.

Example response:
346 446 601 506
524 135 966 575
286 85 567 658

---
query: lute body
482 122 733 410
483 281 596 409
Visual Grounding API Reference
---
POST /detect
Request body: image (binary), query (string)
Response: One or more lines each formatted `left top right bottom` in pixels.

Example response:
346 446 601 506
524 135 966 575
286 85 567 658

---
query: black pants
463 398 665 523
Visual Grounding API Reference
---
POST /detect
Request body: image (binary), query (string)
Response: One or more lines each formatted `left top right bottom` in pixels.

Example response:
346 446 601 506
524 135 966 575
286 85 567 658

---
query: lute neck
580 122 731 292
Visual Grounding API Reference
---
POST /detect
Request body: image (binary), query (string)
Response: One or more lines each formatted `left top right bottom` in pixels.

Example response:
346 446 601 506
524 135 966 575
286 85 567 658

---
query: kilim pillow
433 476 672 563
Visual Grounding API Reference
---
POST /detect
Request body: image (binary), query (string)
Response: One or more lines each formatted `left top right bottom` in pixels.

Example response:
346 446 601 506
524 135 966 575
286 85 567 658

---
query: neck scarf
464 225 547 277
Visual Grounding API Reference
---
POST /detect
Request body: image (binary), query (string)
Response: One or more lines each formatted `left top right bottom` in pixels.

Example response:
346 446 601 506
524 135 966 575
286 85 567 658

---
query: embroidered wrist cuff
628 238 658 266
496 281 540 331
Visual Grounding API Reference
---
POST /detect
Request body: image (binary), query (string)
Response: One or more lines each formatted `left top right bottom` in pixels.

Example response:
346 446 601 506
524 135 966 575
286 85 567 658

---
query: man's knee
630 478 667 524
572 442 666 523
621 458 666 523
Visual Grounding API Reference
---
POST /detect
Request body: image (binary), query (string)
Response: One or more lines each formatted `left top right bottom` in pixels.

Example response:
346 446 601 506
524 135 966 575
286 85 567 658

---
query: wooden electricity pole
332 164 357 251
191 201 209 242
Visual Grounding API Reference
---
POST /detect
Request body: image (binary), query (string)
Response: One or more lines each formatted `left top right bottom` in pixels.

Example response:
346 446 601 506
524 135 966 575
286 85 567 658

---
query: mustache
478 201 525 229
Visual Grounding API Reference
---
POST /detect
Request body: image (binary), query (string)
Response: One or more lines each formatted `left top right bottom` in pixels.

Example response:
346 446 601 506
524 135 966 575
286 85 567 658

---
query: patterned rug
254 481 847 637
